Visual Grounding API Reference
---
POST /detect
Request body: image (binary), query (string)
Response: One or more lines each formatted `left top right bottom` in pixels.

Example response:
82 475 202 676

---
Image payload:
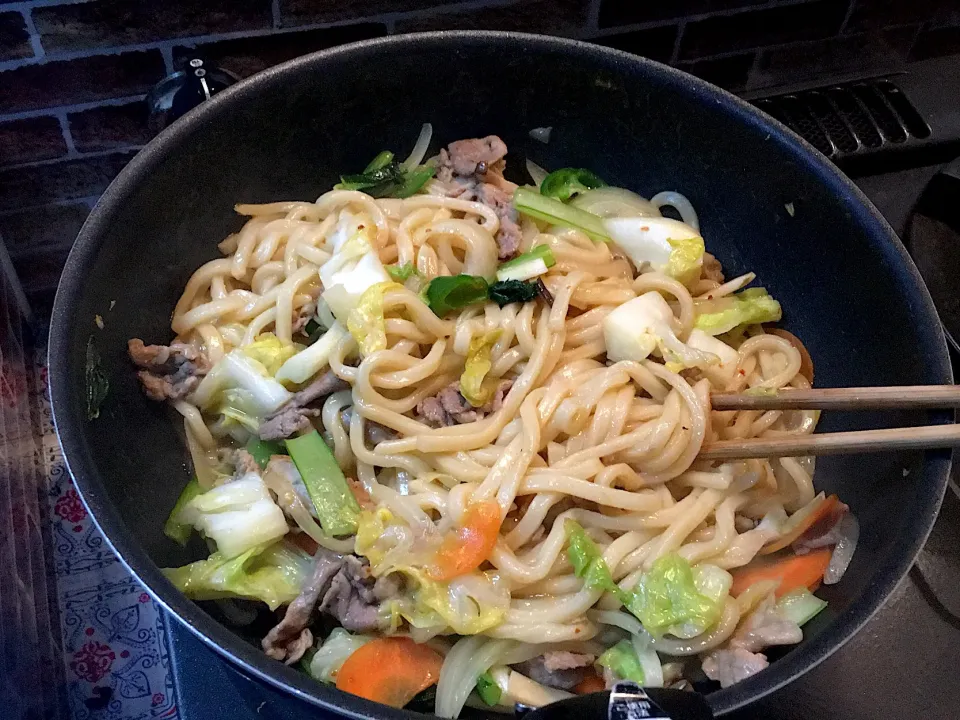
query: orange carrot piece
574 673 606 695
336 637 443 708
428 500 501 581
761 494 840 555
731 549 832 598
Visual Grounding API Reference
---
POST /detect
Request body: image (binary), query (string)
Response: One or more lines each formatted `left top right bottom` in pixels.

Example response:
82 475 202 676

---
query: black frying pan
48 32 952 719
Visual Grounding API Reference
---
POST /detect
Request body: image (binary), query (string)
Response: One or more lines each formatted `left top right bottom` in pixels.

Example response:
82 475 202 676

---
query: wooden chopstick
698 424 960 460
711 385 960 411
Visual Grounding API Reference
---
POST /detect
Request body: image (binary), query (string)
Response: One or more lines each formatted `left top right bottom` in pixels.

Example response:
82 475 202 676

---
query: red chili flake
738 369 746 376
641 226 649 231
706 295 714 300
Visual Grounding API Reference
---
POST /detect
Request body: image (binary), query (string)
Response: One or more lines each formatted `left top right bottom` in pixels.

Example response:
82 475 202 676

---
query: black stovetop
166 149 960 720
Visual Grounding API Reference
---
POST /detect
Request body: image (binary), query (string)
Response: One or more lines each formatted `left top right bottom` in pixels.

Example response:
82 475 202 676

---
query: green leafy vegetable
488 280 539 307
425 274 490 316
475 671 502 706
566 520 619 594
776 588 827 626
619 554 724 637
597 640 645 685
347 281 404 356
246 437 284 468
540 168 607 202
298 646 318 675
162 541 313 611
460 330 501 407
241 332 298 375
513 187 611 243
286 430 360 536
336 156 435 199
386 263 417 282
85 336 109 420
664 235 706 285
163 476 203 546
179 474 289 558
694 288 783 336
192 351 292 419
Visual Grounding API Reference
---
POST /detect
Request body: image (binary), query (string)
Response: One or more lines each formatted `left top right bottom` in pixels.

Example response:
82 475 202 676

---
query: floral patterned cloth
33 354 181 720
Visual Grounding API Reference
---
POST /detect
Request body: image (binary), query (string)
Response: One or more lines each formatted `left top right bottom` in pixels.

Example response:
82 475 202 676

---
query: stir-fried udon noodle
131 127 858 714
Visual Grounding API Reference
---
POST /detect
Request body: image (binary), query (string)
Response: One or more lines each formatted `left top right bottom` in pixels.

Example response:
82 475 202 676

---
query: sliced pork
416 379 511 428
259 370 350 441
514 651 596 691
128 338 209 401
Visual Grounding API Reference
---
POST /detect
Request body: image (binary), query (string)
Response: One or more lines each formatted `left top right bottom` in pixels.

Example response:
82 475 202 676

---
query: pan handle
519 683 713 720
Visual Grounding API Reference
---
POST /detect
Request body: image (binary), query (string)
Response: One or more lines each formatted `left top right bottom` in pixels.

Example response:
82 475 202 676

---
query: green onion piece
364 150 394 173
514 187 611 243
540 168 607 202
488 279 539 307
386 263 416 282
498 244 556 272
394 166 436 198
475 672 502 706
245 437 284 469
163 476 203 546
425 274 490 316
285 430 360 536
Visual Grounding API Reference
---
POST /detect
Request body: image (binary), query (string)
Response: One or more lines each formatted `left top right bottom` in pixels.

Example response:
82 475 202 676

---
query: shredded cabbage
191 351 292 418
179 473 289 559
597 640 645 684
162 541 312 611
309 628 372 683
694 288 783 336
668 563 732 638
603 291 718 369
241 332 299 375
665 235 706 285
460 330 502 407
347 281 403 356
620 554 725 637
566 520 618 593
275 321 349 385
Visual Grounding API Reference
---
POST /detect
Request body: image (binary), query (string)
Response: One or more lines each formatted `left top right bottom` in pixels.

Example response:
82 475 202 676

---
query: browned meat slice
318 555 379 632
514 652 596 691
262 548 343 664
435 136 522 259
701 252 725 284
475 183 523 259
259 370 350 441
128 338 210 401
416 379 512 428
231 448 260 479
702 647 769 688
439 136 509 179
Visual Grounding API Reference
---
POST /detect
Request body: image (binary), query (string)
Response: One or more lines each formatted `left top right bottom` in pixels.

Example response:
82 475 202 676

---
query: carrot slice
336 637 443 708
761 494 839 555
428 500 501 581
731 548 832 598
574 673 606 695
768 328 814 383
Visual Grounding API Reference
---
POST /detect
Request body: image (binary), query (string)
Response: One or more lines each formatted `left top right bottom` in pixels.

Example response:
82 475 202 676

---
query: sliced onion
526 159 549 188
402 122 433 171
650 191 699 230
528 126 552 143
823 513 859 585
571 186 659 218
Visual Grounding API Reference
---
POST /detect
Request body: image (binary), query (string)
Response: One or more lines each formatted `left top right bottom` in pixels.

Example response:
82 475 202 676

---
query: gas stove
166 57 960 720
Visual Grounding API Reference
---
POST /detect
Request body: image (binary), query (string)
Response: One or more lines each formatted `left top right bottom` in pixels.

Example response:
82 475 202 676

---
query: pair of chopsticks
698 385 960 460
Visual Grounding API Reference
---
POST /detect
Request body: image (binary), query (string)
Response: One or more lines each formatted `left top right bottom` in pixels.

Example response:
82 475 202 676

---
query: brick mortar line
19 8 45 61
53 110 77 157
0 147 137 173
837 0 858 34
585 0 602 33
270 0 281 30
0 195 102 219
0 94 146 123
